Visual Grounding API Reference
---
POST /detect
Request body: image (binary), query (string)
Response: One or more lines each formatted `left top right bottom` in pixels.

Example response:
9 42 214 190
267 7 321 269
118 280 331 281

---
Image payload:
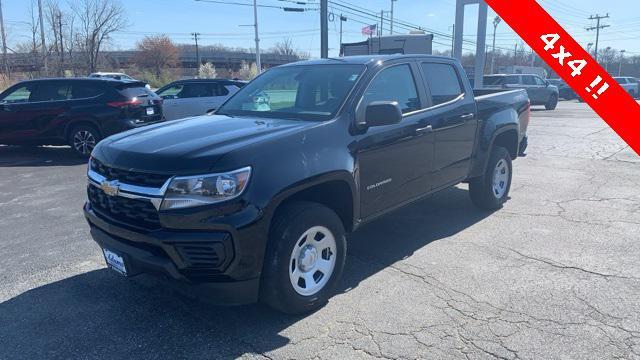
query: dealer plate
103 248 127 276
146 107 155 115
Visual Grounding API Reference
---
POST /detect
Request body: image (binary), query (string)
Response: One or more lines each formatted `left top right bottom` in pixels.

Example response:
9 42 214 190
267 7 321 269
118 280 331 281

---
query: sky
2 0 639 59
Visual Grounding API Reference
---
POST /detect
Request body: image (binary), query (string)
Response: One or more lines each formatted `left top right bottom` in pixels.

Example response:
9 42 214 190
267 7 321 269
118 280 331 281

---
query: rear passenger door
203 83 231 113
419 61 478 189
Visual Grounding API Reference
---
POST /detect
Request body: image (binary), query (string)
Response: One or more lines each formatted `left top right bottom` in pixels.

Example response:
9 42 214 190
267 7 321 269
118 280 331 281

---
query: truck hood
93 115 316 174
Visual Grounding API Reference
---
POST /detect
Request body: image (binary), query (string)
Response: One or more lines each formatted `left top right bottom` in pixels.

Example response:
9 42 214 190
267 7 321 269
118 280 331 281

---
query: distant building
341 34 434 57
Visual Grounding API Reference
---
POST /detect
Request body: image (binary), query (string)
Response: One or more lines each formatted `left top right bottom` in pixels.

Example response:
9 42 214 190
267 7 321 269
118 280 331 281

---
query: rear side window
615 78 626 84
362 64 420 114
71 83 103 99
533 76 546 86
421 63 463 106
30 83 72 102
209 83 230 96
505 76 519 84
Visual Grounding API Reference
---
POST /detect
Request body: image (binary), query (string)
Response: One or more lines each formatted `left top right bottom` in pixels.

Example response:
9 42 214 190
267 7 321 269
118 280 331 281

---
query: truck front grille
88 185 161 231
91 158 170 188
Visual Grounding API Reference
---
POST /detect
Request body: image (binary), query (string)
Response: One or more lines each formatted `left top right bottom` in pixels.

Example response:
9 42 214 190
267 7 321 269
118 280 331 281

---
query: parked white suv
613 77 639 98
155 79 245 120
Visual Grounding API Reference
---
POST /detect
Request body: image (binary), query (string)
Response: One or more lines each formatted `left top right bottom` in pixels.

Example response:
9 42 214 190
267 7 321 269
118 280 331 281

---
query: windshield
217 64 365 121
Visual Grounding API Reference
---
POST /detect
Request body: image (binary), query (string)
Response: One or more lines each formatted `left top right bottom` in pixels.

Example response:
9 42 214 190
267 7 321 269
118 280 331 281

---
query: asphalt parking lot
1 101 639 359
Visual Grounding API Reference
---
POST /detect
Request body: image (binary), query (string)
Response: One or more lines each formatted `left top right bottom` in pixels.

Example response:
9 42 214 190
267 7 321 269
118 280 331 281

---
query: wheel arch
64 119 102 143
265 171 358 234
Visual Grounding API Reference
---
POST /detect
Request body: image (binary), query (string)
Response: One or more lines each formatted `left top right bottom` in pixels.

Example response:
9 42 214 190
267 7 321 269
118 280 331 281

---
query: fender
262 170 359 232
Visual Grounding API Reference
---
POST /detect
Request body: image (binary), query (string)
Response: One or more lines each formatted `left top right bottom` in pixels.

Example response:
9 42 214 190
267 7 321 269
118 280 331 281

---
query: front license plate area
103 248 127 276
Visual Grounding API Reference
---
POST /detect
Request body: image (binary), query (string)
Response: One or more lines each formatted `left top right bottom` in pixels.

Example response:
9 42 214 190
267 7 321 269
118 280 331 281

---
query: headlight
161 167 251 210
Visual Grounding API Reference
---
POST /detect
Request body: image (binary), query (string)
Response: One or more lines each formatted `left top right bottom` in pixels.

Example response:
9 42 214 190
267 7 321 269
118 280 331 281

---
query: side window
421 62 464 106
533 77 546 86
505 76 519 85
210 84 230 97
362 64 420 114
522 76 536 86
71 83 103 99
29 83 72 102
157 84 183 99
0 85 34 103
180 83 212 98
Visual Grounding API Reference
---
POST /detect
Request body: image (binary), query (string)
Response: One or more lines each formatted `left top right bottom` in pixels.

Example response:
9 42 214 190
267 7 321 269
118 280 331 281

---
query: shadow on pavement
0 145 86 167
0 187 491 359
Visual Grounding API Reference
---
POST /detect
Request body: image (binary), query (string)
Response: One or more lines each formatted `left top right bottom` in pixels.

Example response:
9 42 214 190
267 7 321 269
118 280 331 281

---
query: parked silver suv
483 74 559 110
613 77 639 98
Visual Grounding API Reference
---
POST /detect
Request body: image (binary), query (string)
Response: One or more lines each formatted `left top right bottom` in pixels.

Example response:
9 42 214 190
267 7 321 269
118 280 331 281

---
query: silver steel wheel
492 159 509 199
289 225 337 296
73 130 97 155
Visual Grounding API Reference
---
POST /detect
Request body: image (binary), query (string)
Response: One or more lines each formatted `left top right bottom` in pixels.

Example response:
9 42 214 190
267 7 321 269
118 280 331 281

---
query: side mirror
364 101 402 127
545 80 550 87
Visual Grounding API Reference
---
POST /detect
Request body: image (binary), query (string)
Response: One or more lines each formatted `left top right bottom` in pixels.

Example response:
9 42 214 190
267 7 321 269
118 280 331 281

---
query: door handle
416 125 433 135
460 113 475 120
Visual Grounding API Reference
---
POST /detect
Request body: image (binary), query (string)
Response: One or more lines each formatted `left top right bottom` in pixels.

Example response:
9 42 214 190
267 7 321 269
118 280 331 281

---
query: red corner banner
484 0 640 155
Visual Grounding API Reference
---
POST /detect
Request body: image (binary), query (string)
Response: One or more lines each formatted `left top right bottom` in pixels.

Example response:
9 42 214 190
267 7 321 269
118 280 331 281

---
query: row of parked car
0 75 246 156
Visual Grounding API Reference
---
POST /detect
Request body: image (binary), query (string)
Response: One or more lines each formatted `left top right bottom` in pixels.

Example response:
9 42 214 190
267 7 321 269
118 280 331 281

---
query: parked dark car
85 55 530 314
483 74 559 110
547 78 577 100
0 78 163 156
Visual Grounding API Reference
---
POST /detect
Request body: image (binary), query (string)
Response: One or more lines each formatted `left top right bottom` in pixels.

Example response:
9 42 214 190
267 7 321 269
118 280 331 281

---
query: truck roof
282 54 456 67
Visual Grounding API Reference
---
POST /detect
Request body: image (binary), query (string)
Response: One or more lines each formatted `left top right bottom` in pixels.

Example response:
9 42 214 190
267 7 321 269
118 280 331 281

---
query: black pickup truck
84 55 530 314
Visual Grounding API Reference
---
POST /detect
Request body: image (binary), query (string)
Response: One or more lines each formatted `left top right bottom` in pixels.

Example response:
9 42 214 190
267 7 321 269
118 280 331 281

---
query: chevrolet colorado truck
84 55 530 314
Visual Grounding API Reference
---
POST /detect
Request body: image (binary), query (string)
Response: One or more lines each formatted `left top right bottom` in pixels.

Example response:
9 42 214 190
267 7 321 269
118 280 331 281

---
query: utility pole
252 0 262 72
380 10 384 37
586 14 610 63
320 0 328 58
450 24 455 56
604 46 611 71
37 0 47 74
0 0 9 76
390 0 397 35
490 16 501 74
618 49 625 76
586 42 593 56
191 32 201 70
339 15 347 56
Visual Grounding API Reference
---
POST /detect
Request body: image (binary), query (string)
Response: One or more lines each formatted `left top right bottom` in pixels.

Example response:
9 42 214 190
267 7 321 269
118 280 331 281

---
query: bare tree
272 38 296 57
134 35 178 78
72 0 127 73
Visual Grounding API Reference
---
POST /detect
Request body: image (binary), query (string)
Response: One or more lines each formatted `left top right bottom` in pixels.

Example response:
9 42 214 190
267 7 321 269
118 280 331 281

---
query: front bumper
84 203 261 305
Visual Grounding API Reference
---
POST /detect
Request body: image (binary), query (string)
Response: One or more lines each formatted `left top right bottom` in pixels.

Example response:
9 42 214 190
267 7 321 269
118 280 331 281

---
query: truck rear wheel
469 146 512 210
261 201 346 314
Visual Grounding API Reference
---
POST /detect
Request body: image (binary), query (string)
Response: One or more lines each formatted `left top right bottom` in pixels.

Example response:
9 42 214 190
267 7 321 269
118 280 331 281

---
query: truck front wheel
469 146 512 210
261 201 346 314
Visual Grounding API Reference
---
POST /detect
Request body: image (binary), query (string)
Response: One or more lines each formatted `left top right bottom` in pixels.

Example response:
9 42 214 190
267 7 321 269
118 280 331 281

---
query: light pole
618 49 626 76
253 0 261 73
604 46 611 71
490 16 501 74
586 42 593 56
339 15 347 56
390 0 397 35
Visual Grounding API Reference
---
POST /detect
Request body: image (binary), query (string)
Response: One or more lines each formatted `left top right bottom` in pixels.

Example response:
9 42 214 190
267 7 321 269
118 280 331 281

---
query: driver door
355 63 435 219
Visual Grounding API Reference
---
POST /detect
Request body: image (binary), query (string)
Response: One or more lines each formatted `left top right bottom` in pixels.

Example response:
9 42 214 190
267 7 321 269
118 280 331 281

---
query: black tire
261 201 346 314
518 136 528 157
68 124 100 158
545 94 558 110
469 146 512 210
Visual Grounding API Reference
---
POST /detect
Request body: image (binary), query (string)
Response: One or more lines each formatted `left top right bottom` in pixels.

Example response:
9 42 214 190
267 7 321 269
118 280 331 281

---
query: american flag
361 24 377 36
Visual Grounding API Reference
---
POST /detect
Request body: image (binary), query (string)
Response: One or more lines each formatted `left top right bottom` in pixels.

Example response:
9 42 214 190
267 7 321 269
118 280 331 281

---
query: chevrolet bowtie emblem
100 180 120 197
